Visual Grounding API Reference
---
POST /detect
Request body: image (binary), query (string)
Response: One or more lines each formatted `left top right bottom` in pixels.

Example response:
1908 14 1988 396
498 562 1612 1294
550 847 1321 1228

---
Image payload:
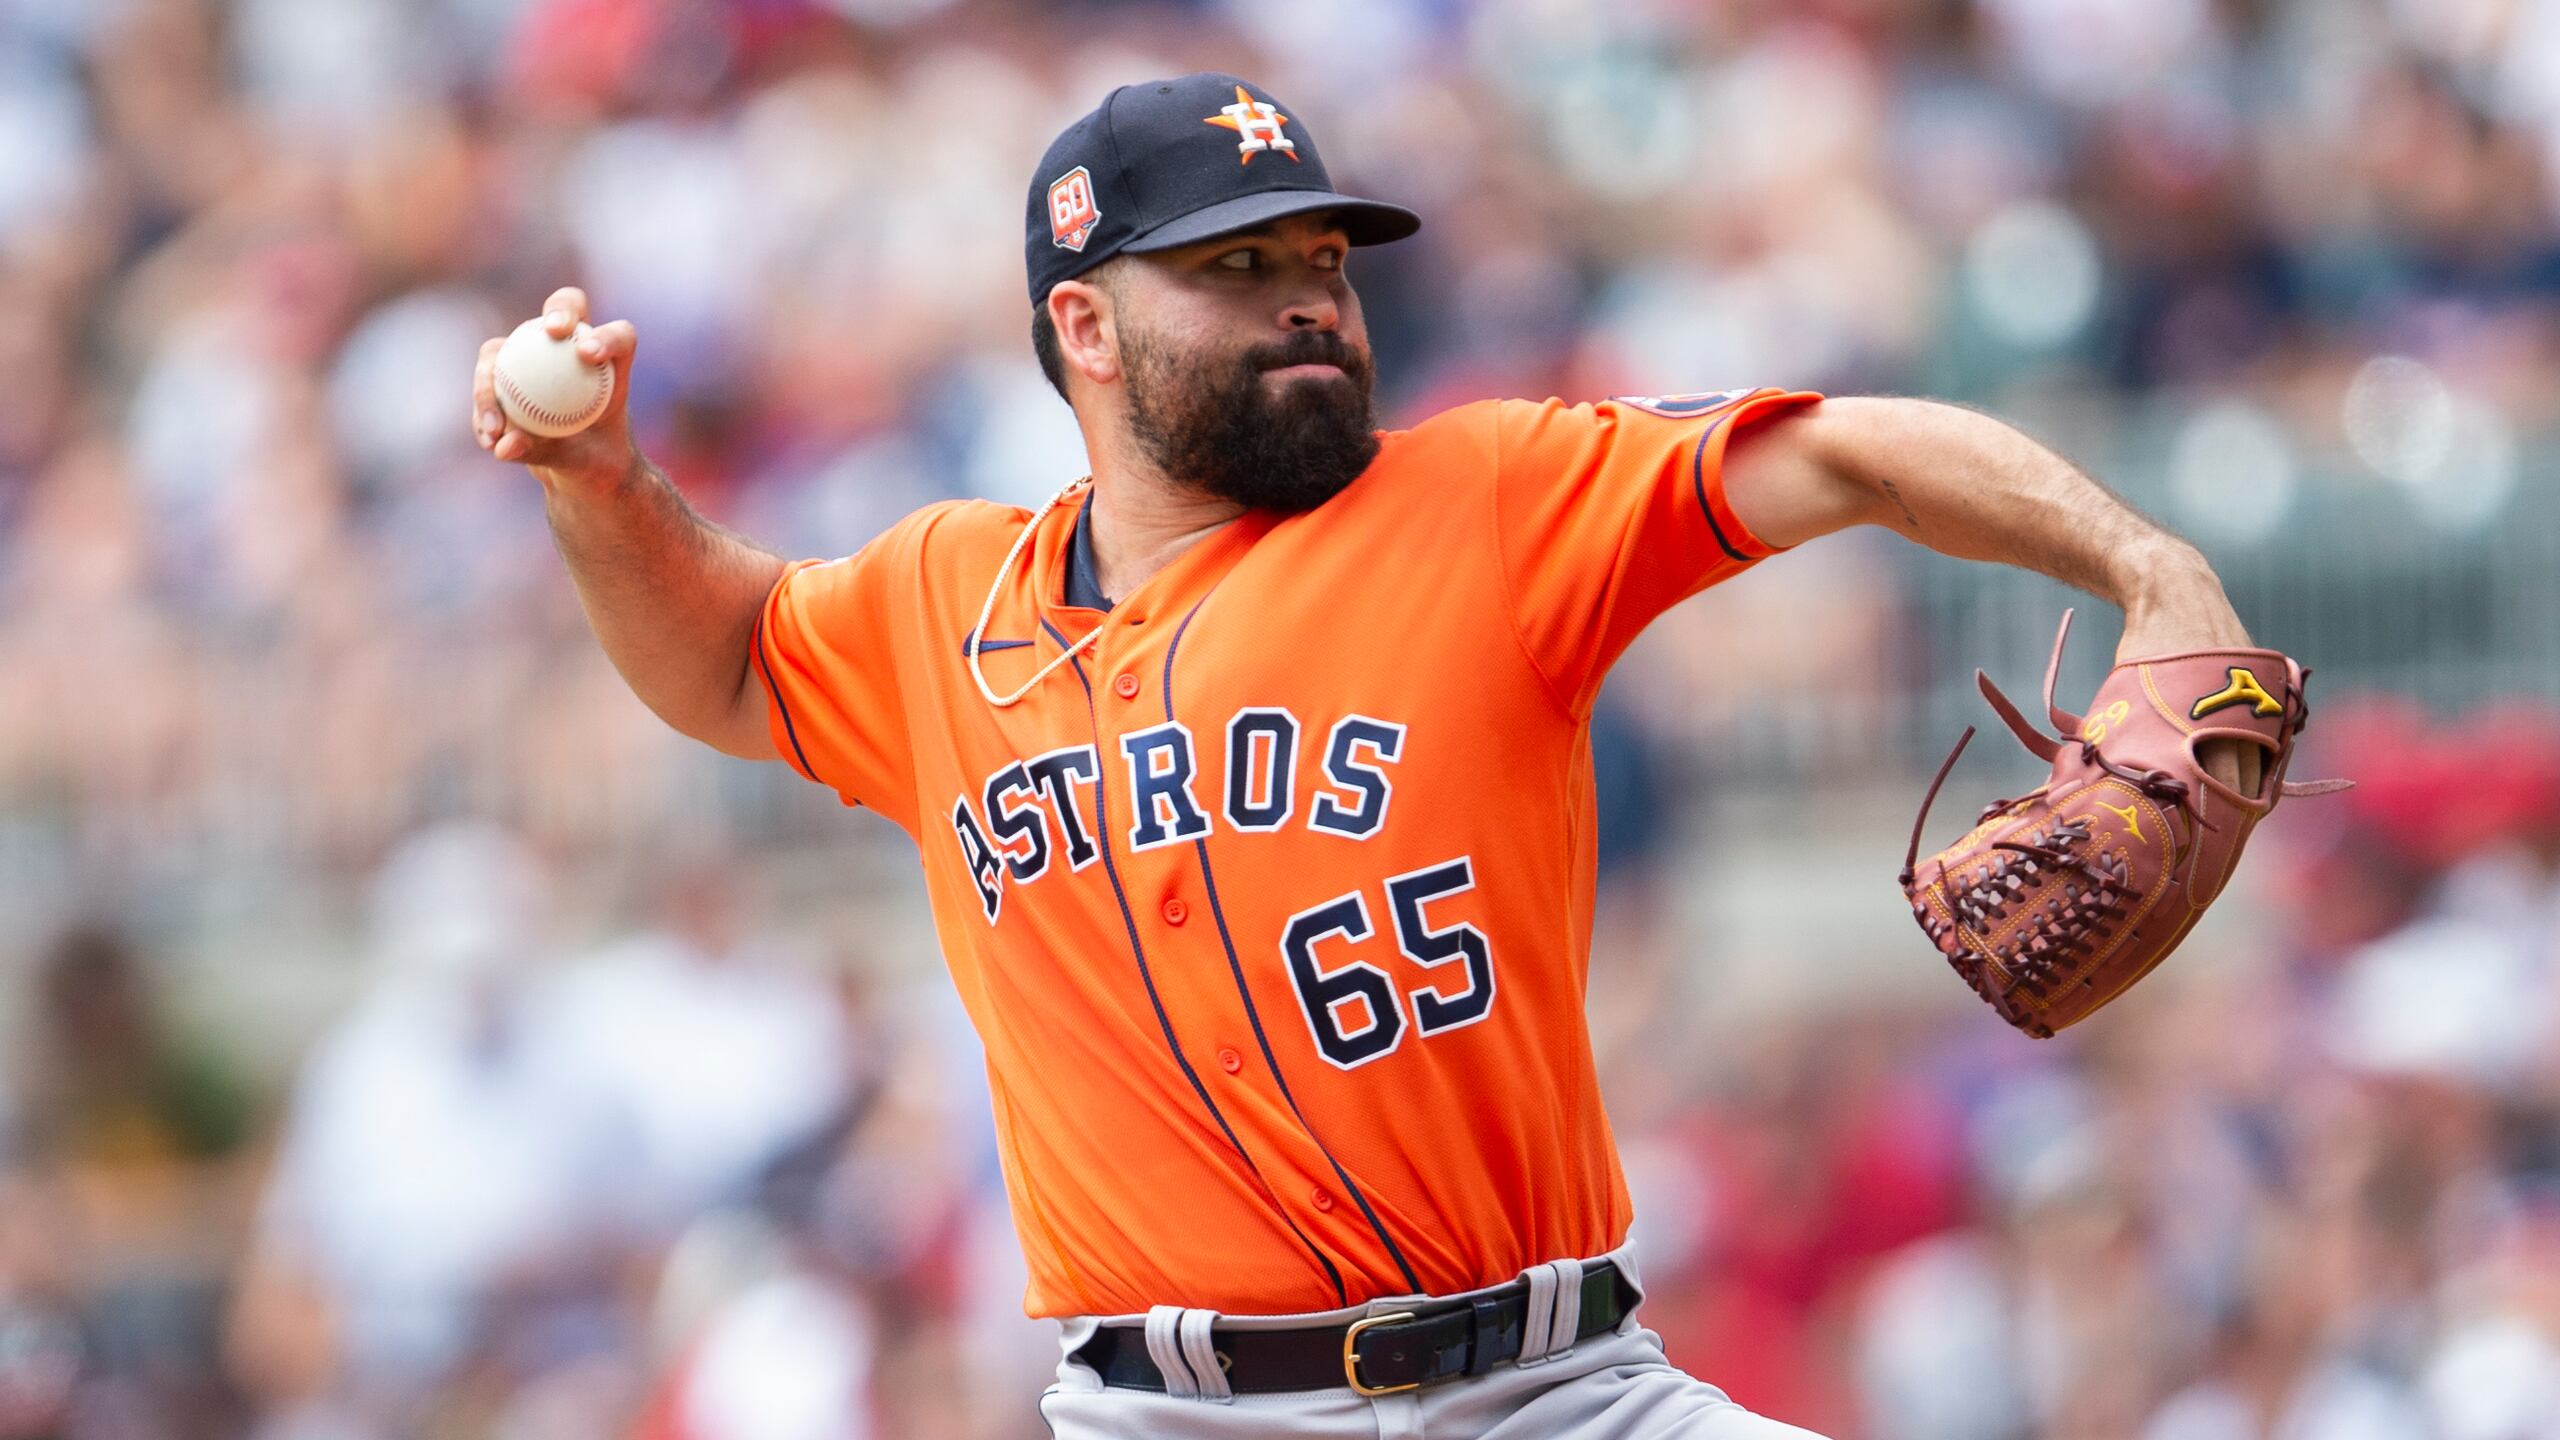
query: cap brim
1122 189 1421 254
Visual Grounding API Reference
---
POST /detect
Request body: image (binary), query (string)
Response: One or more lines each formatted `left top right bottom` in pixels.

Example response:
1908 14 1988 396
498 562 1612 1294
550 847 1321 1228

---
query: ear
1048 279 1121 390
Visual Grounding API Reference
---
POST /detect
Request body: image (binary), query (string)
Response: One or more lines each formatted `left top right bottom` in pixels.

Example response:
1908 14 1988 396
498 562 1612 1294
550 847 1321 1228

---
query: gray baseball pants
1038 1244 1832 1439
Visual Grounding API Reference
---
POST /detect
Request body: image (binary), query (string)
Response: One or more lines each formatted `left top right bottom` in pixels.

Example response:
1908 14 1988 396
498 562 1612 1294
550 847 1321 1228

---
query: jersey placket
1150 590 1426 1299
1036 523 1363 1305
1091 513 1430 1301
1043 512 1420 1303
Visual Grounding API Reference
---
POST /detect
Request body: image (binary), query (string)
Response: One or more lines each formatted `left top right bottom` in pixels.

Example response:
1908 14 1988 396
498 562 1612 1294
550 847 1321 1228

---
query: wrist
2116 543 2250 657
537 444 651 505
2118 541 2211 611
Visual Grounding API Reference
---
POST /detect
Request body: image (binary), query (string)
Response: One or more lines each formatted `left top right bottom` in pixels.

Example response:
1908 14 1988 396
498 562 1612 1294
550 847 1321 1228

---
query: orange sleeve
1493 389 1822 712
753 514 930 829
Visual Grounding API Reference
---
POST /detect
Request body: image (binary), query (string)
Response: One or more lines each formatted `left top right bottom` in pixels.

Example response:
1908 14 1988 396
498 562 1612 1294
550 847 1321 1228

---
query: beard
1120 326 1381 513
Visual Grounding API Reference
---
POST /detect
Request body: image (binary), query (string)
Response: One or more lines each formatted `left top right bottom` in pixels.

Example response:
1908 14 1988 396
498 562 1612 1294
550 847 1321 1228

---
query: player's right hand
473 287 640 491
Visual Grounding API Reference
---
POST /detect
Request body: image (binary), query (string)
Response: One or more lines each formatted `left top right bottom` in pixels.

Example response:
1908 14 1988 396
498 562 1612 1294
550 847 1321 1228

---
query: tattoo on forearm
1880 476 1921 530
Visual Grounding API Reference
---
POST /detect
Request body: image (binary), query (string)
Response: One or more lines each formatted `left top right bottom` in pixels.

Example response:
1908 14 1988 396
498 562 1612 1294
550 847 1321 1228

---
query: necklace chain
968 476 1101 709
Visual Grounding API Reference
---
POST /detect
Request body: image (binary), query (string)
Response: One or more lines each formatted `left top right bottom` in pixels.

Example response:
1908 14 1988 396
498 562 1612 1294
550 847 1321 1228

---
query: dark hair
1031 302 1067 401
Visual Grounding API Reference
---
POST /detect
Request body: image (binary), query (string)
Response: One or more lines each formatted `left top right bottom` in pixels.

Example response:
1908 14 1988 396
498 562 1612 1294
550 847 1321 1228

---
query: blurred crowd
4 0 2559 1437
3 823 1048 1440
1606 697 2560 1440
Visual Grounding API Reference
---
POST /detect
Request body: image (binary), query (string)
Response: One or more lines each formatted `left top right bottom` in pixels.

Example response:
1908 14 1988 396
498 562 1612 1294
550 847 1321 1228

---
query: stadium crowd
2 0 2558 1436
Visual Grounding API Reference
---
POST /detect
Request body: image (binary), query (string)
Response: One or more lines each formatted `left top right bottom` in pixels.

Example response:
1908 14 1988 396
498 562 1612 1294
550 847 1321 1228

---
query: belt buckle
1343 1311 1420 1396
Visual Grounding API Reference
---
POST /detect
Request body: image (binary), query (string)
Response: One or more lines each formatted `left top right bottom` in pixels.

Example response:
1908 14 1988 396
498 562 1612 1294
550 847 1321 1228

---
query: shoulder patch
1609 389 1754 419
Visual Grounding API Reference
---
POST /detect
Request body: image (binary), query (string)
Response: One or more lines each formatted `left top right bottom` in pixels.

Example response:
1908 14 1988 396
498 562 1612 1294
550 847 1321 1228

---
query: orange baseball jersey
755 387 1821 1318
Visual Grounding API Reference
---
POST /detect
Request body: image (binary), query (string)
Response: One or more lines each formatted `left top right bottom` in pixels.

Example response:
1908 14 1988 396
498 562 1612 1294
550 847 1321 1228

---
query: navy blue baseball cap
1025 73 1421 303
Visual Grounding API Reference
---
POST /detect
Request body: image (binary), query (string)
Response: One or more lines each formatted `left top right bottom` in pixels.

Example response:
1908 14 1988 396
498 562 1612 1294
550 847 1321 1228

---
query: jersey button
1218 1047 1242 1074
1114 672 1140 699
1162 897 1188 925
1311 1187 1336 1213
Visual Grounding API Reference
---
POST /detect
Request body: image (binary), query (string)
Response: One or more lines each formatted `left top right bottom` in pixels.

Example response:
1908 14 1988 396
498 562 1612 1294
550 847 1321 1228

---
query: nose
1279 278 1339 332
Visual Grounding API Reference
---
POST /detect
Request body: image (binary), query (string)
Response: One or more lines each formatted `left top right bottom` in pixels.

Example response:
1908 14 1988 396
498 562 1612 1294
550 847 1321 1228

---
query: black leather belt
1071 1261 1636 1396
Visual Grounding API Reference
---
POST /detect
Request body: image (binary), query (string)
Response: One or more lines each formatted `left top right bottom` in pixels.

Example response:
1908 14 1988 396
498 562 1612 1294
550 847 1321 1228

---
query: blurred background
2 0 2557 1436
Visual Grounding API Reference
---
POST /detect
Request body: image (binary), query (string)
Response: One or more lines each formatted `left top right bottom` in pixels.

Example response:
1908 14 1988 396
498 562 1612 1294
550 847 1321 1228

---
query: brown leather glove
1900 612 2350 1037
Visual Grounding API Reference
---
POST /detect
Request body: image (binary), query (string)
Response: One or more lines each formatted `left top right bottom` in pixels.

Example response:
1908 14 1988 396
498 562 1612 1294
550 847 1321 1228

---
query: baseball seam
496 363 609 431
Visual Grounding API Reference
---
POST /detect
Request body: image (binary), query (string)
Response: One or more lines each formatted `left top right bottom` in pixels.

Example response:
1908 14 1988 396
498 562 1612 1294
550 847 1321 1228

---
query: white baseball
492 316 614 439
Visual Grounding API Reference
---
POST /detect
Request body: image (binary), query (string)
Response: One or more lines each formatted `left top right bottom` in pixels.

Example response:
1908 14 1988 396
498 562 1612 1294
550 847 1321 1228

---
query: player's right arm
473 287 781 761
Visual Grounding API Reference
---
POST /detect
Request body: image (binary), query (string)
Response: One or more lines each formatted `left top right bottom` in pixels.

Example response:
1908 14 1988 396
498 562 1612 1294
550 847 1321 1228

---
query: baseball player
473 73 2266 1438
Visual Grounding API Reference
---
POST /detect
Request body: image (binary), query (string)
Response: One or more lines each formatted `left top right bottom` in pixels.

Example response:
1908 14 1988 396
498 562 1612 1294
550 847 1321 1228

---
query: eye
1216 249 1259 271
1313 248 1346 272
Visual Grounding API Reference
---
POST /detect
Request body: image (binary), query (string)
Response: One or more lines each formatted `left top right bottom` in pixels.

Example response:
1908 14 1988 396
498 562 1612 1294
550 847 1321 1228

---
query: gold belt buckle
1343 1311 1420 1396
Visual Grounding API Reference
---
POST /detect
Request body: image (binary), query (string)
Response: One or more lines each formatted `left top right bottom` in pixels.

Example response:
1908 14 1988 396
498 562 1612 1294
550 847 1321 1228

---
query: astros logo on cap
1204 84 1299 164
1049 165 1101 251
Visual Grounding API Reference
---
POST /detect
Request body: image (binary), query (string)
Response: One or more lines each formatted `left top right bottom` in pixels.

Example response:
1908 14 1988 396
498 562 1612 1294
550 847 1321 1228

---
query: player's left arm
1720 396 2261 792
